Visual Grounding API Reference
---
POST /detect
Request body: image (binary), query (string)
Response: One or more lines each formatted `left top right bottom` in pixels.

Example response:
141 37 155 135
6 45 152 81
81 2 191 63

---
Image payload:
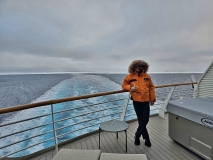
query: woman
122 60 156 147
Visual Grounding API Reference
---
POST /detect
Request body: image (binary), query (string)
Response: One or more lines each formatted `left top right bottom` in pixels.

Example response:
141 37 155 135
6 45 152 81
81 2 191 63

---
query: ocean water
0 73 203 157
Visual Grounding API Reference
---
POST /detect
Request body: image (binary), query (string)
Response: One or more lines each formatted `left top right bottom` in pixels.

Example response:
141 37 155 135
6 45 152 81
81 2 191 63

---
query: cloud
0 0 124 52
0 0 213 73
0 52 75 72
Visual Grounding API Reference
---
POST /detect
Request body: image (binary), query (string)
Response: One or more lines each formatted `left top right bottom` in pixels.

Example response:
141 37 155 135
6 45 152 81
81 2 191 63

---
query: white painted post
158 86 175 118
51 104 58 153
191 75 197 98
120 93 130 121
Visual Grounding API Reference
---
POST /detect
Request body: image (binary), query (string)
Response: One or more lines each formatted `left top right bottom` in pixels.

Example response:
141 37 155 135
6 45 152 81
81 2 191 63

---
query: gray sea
0 73 203 109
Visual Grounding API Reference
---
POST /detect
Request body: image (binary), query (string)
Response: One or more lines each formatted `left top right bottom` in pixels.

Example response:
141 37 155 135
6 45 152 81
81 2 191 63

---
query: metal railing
0 81 198 159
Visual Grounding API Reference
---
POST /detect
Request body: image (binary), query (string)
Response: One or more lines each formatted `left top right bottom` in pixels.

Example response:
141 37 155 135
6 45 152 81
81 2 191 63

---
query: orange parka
122 60 156 102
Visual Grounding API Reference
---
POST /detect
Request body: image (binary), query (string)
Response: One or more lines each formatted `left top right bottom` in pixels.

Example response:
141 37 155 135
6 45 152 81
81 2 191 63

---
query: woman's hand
130 85 137 92
150 102 154 105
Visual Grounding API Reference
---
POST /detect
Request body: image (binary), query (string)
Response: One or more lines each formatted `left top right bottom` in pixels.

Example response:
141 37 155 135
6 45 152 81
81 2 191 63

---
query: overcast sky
0 0 213 73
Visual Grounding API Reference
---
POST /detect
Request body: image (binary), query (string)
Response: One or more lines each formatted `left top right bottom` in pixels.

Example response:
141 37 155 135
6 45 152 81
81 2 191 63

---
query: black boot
134 135 140 145
145 139 151 147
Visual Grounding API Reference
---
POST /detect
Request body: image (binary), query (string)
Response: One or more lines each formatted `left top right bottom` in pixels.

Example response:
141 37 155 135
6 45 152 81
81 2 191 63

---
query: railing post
120 93 130 121
158 86 175 118
191 75 197 98
51 103 58 153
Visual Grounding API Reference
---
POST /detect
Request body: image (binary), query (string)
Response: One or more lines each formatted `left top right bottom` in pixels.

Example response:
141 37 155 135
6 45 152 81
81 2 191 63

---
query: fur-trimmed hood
128 60 149 74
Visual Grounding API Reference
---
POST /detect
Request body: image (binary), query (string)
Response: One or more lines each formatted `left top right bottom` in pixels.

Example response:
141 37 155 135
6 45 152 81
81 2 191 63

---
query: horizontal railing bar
172 94 191 97
0 102 125 139
2 105 128 150
1 111 123 151
54 104 122 124
0 113 52 127
53 98 126 114
178 92 192 95
151 108 161 111
1 137 54 158
57 121 100 139
2 111 129 155
0 122 53 139
0 129 53 149
126 109 134 112
56 110 122 133
156 90 192 93
56 110 122 131
125 113 136 117
0 82 197 114
57 112 120 138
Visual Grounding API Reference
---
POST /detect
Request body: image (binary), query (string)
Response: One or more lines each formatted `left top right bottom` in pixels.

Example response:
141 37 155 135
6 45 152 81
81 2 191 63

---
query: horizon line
0 71 203 75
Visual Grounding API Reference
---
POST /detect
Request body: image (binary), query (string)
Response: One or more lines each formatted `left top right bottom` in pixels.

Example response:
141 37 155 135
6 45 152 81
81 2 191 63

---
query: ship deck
30 114 204 160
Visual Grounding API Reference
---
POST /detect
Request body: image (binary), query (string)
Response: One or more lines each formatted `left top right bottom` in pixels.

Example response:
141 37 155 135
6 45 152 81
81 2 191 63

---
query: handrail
154 82 197 88
0 82 197 114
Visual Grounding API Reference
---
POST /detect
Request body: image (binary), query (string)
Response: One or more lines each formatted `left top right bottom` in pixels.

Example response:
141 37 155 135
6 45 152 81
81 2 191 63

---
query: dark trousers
133 101 150 140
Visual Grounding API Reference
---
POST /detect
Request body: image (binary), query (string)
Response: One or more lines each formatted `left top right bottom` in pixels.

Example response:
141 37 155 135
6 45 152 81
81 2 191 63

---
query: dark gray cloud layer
0 0 213 73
